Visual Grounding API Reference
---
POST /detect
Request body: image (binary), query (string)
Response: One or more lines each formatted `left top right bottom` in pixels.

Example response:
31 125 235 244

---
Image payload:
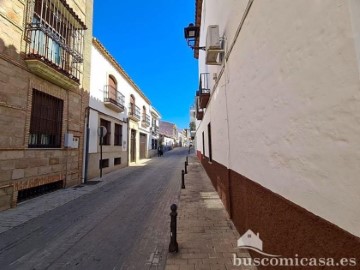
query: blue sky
93 0 198 130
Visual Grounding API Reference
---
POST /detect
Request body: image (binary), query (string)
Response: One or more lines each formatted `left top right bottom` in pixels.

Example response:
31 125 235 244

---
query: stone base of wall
197 151 360 265
148 149 158 158
0 185 15 211
0 53 88 211
88 152 128 180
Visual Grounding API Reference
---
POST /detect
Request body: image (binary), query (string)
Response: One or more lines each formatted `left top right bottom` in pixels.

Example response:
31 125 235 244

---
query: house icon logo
237 229 281 257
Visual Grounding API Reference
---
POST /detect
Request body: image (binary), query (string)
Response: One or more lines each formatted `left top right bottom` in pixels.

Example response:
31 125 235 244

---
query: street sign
98 126 107 137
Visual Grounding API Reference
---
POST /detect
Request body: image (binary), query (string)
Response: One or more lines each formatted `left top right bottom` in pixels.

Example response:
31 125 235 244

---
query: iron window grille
142 113 150 125
114 157 121 165
28 89 63 148
100 159 109 168
128 104 141 120
114 123 123 146
25 0 87 82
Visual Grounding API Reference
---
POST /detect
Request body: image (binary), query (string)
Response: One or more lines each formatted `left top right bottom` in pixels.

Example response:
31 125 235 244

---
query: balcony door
140 133 147 159
130 95 135 115
108 75 117 101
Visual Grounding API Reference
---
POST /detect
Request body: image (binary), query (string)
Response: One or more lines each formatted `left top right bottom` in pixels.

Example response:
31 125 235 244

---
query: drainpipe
127 118 130 166
83 106 90 183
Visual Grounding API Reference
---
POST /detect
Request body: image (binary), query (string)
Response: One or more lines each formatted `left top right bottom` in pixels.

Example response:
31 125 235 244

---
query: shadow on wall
0 35 91 200
0 37 24 62
89 94 130 118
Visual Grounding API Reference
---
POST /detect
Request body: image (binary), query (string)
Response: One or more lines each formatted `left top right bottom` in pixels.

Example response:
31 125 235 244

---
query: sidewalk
165 156 255 270
0 158 152 235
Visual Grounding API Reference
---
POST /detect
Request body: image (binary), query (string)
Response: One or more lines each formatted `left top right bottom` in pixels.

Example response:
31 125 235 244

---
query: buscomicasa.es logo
233 229 357 268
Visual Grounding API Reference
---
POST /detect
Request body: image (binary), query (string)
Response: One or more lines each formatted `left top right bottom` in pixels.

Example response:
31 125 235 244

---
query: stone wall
0 0 93 210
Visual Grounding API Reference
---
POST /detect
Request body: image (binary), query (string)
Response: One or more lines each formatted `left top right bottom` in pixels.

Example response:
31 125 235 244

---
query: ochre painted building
0 0 93 210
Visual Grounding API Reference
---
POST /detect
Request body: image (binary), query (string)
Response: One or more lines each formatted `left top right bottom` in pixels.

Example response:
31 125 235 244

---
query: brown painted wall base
197 151 360 269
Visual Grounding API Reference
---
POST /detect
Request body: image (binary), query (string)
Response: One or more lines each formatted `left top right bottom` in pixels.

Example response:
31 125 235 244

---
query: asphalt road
0 148 188 270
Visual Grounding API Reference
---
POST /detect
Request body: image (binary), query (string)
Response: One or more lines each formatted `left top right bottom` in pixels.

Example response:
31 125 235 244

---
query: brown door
131 129 136 162
140 133 147 159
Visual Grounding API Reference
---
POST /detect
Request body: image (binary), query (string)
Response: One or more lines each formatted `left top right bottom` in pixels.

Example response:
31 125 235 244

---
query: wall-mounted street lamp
184 23 206 51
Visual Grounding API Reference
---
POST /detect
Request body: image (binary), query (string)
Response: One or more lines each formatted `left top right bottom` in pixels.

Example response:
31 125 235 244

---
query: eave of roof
150 106 161 118
92 38 151 105
194 0 203 59
61 0 87 29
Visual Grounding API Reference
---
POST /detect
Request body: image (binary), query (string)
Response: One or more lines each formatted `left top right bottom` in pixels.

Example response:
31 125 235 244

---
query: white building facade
191 0 360 259
148 107 161 157
87 39 157 179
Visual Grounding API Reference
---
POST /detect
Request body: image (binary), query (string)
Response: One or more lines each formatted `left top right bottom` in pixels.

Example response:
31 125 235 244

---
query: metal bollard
184 161 187 174
169 204 179 253
181 170 185 189
186 156 188 163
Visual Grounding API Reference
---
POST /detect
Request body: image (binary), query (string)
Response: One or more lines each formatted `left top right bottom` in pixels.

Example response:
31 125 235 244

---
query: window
154 139 158 150
100 159 109 168
100 119 111 145
28 89 63 148
130 95 135 115
114 124 122 146
25 0 87 81
114 157 121 165
202 131 205 157
108 75 117 101
208 123 212 162
151 139 158 150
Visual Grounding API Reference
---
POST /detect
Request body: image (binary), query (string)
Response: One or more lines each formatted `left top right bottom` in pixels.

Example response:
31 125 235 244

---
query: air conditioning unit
205 25 224 65
212 73 218 81
206 25 221 50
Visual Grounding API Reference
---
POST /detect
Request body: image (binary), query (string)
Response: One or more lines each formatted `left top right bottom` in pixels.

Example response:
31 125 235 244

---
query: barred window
25 0 86 81
100 119 111 145
28 89 63 148
114 124 122 146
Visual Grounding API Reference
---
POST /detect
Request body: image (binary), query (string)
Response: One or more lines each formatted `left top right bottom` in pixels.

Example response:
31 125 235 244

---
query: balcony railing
142 114 151 127
150 125 159 134
103 85 125 112
24 0 86 86
198 73 210 109
128 104 141 121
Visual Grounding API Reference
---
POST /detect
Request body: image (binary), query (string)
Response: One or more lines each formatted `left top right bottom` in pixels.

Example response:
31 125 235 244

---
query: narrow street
0 148 188 270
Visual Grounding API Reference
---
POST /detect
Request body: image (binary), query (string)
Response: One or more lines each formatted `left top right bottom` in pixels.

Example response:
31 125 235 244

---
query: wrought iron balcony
142 114 151 128
24 0 86 89
128 104 141 121
197 73 210 109
151 125 159 135
103 85 125 112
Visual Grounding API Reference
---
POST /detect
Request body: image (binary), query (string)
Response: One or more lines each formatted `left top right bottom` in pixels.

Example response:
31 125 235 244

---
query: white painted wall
90 44 151 125
196 0 360 237
89 43 154 163
89 45 128 154
163 137 174 148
